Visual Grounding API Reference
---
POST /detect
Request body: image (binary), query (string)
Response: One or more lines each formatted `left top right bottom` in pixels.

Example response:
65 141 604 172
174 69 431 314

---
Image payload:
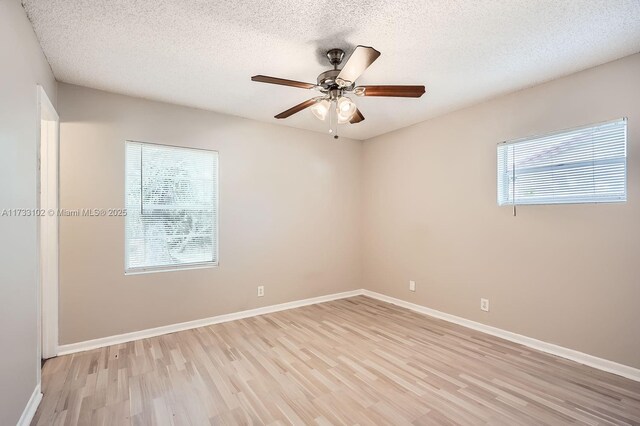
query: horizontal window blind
497 118 627 206
125 141 218 272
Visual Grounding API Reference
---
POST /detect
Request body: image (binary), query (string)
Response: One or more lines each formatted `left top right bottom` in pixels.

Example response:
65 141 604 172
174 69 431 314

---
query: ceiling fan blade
251 75 316 89
336 46 381 87
354 85 425 97
274 98 318 119
350 108 365 124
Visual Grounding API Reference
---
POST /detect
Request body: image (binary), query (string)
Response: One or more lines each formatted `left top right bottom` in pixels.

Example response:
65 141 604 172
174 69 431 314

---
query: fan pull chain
329 100 338 139
329 101 333 135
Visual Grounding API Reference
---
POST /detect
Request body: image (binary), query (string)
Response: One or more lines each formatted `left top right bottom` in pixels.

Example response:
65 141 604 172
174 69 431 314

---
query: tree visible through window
125 141 218 272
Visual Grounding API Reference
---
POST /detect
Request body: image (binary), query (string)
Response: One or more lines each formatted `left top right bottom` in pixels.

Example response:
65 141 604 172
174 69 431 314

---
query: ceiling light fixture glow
310 98 330 121
336 96 356 123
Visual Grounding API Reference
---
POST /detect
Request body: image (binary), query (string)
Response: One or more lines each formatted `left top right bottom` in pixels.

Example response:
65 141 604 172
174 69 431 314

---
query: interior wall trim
17 384 42 426
361 289 640 382
57 289 363 356
56 288 639 382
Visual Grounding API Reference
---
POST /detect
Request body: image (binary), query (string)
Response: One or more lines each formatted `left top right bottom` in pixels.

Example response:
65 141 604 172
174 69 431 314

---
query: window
125 141 218 272
497 118 627 206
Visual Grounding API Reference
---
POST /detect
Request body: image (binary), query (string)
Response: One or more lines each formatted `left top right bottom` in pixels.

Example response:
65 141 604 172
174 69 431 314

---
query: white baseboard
17 384 42 426
56 287 640 383
57 289 363 356
361 290 640 382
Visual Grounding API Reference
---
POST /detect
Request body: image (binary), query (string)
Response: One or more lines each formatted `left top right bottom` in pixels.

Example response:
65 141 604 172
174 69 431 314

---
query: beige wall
0 0 57 423
58 83 362 344
362 53 640 369
59 54 640 370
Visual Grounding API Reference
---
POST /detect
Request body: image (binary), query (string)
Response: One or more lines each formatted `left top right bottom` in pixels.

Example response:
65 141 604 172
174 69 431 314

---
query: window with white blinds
125 141 218 272
497 118 627 206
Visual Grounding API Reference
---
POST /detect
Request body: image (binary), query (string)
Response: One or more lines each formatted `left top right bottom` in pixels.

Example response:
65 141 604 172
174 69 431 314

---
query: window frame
497 118 627 206
124 140 219 275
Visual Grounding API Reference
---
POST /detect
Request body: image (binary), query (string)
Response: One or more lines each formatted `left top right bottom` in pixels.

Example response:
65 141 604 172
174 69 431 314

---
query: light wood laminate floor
33 296 640 425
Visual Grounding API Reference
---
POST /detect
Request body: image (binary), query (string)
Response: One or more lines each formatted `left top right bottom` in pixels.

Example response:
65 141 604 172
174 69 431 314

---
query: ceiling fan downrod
326 48 345 70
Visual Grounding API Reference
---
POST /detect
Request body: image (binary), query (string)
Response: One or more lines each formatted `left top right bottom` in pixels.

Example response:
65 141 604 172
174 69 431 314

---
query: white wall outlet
257 286 265 297
480 298 489 312
409 280 416 292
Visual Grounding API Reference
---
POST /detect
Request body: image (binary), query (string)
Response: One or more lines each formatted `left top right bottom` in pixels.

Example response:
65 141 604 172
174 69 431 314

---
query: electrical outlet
257 286 265 297
409 280 416 292
480 298 489 312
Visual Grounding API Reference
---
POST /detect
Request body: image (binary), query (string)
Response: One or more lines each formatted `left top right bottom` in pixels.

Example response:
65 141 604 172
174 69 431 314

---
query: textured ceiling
23 0 640 140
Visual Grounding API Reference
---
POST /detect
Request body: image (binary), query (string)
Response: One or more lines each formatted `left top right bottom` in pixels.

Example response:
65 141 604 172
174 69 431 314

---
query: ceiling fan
251 46 426 138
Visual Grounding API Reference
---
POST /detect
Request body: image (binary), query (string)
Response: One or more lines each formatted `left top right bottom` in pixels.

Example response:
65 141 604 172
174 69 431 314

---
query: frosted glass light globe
336 96 356 123
310 99 330 121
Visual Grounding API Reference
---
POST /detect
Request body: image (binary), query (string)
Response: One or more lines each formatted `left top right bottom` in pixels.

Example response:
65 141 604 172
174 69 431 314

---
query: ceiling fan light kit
310 98 331 121
251 45 426 138
337 97 357 123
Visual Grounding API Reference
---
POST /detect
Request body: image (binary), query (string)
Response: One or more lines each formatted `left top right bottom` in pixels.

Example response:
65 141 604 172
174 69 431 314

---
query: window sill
125 262 218 276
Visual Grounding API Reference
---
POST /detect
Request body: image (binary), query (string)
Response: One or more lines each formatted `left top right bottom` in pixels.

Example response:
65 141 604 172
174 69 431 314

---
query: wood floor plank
33 296 640 425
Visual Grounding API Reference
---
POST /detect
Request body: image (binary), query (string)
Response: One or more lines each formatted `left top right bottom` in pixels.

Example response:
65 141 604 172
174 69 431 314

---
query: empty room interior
2 0 640 424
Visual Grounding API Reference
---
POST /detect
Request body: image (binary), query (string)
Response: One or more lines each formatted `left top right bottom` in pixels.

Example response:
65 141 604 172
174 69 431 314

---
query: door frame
37 85 59 363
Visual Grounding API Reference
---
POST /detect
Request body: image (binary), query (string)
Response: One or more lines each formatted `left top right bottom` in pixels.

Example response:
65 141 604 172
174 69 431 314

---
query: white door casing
38 85 59 361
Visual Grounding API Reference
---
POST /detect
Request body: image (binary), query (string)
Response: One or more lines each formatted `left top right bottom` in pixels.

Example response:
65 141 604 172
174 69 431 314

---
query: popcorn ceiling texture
22 0 640 140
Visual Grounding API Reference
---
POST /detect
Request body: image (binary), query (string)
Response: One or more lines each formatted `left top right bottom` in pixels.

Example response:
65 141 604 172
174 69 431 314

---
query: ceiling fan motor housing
317 49 355 92
317 70 355 92
317 69 340 89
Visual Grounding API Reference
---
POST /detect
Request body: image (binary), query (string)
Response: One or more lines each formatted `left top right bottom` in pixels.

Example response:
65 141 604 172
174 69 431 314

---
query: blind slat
125 141 218 271
497 119 627 206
